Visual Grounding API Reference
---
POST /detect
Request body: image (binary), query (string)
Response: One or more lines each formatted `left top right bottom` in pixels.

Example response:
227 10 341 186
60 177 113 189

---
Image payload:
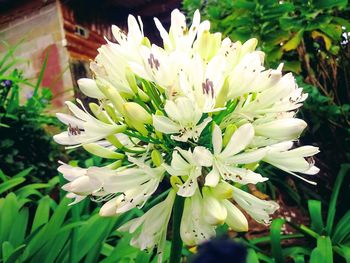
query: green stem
170 195 185 263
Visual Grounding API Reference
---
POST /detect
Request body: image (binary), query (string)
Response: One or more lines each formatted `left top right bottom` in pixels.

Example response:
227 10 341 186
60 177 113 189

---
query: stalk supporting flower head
54 8 319 262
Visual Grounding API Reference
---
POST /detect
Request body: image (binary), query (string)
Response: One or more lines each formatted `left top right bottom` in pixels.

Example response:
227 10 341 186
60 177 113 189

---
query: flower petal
212 124 223 155
221 123 254 158
204 166 220 187
193 146 213 167
152 115 180 134
226 147 268 164
222 200 248 232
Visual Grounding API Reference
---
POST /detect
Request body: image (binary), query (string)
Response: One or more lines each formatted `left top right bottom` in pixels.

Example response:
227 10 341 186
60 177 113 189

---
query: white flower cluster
54 9 319 262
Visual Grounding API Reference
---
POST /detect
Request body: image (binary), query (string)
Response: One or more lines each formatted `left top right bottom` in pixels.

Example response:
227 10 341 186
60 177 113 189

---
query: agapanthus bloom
54 9 319 262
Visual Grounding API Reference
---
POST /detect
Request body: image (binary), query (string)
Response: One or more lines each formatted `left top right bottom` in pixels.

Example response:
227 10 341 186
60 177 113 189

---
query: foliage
241 164 350 263
0 42 64 182
0 169 173 263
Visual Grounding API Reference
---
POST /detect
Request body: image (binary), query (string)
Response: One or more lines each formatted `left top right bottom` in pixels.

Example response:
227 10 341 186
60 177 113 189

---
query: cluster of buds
54 9 319 262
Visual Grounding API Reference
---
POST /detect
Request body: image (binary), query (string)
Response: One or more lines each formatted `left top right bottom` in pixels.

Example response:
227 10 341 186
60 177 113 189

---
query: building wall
0 0 74 110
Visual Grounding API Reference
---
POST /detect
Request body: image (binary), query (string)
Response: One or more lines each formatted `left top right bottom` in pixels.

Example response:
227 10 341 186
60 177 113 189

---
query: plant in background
0 42 63 182
55 9 319 262
243 164 350 263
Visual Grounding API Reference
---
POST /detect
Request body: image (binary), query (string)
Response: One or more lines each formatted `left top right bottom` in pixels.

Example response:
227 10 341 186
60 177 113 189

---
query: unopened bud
223 124 237 147
151 149 163 167
89 103 109 123
97 79 125 114
125 68 138 94
195 31 222 61
202 187 227 225
83 143 125 159
211 180 234 199
123 102 152 125
78 78 105 99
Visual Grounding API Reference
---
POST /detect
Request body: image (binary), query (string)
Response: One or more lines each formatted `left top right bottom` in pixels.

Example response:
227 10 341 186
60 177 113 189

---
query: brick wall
0 0 74 111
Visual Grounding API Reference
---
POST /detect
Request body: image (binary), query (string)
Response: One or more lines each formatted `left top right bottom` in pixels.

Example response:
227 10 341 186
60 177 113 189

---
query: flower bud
195 31 222 61
97 79 125 114
202 187 227 225
215 78 229 109
106 160 122 169
78 78 105 99
99 197 118 217
125 67 138 94
64 176 96 195
83 143 125 159
89 103 109 123
222 200 248 232
151 149 163 167
223 124 237 147
138 88 150 102
170 176 182 191
211 181 234 199
123 102 152 125
106 135 124 148
254 118 307 140
141 36 151 47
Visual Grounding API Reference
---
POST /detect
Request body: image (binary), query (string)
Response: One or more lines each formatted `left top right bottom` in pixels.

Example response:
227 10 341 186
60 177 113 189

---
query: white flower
154 9 204 52
202 187 227 225
222 199 248 232
110 14 145 63
90 14 147 96
54 100 125 147
232 186 279 225
164 146 212 197
205 124 268 187
152 97 212 142
222 70 307 128
129 44 185 89
180 189 216 246
118 190 176 263
263 141 320 184
100 157 165 216
254 117 307 141
58 162 115 204
178 54 227 112
77 78 105 99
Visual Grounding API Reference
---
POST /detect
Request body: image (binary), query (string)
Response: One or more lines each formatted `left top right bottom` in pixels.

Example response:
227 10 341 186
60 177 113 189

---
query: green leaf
308 200 324 234
284 61 302 74
2 241 14 262
326 164 350 235
100 234 140 263
282 30 304 51
313 0 347 9
332 210 350 244
8 207 29 247
310 236 333 263
15 183 50 199
333 245 350 263
270 218 286 263
22 198 71 261
31 196 51 233
13 167 33 178
5 244 26 263
0 177 25 195
0 193 20 251
31 228 71 263
246 248 260 263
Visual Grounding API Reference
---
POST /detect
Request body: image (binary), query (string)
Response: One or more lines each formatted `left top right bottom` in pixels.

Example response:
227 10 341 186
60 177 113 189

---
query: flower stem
170 195 185 263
